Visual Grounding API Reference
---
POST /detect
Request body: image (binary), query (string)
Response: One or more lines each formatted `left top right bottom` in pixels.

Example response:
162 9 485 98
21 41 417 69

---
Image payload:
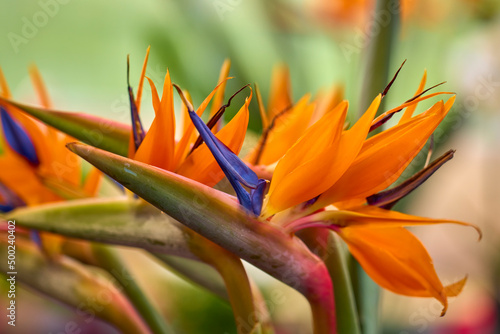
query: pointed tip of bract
66 142 85 155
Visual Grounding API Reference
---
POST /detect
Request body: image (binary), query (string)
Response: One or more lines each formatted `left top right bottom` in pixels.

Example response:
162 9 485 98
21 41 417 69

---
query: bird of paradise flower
174 65 481 316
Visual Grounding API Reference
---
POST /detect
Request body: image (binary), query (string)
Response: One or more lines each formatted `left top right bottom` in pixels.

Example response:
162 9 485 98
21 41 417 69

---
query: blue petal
0 182 25 212
30 230 43 250
189 110 259 188
250 179 267 216
225 170 253 213
189 109 267 215
0 203 15 212
1 107 39 166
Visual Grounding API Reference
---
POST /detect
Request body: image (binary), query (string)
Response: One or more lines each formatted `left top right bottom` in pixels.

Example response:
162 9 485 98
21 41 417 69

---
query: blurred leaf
154 254 229 301
0 238 150 334
6 197 196 258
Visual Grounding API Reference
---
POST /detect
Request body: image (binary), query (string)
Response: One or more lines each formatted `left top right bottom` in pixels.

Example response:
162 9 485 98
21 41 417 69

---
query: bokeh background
0 0 499 333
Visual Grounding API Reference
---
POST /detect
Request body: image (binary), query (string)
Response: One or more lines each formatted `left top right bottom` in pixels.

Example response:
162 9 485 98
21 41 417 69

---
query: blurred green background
1 0 499 333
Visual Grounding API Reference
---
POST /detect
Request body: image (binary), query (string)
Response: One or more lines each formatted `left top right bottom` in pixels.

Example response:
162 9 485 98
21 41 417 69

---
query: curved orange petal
311 95 381 211
264 101 348 216
371 90 453 128
83 167 102 196
40 232 64 258
347 205 480 236
254 83 269 129
176 94 251 186
28 65 63 162
29 65 52 109
338 226 455 315
303 205 481 238
0 152 60 204
399 70 427 123
319 97 454 204
135 46 150 114
0 67 12 98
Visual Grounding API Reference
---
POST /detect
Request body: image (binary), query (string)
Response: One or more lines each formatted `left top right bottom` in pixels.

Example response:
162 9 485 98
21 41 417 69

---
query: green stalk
355 0 400 332
358 0 400 118
352 260 380 334
155 254 275 334
188 233 265 334
91 244 174 334
154 254 230 301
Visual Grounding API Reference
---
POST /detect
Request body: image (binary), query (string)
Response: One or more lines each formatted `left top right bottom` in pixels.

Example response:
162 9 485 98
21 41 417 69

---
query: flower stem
190 234 267 334
355 0 400 331
91 243 174 334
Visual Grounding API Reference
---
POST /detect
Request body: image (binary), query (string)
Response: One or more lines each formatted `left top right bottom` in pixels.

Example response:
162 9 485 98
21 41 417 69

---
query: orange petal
246 95 314 166
28 67 72 165
29 65 52 108
319 97 454 204
40 232 64 258
83 167 102 196
0 152 60 204
311 95 381 211
134 72 175 170
399 70 427 123
135 46 150 113
304 205 481 238
444 277 467 297
264 101 348 216
4 72 82 188
0 67 12 98
176 94 251 186
371 90 453 128
254 83 269 129
268 64 292 118
338 226 454 315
